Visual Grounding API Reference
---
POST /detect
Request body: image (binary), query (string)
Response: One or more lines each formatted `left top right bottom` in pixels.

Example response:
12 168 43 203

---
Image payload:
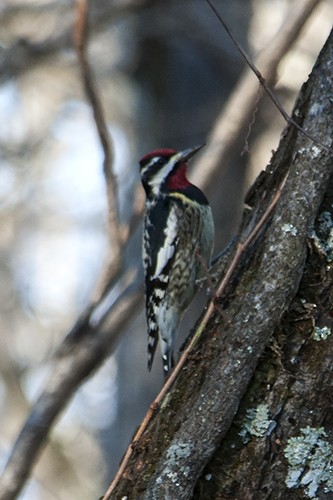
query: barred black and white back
140 146 214 377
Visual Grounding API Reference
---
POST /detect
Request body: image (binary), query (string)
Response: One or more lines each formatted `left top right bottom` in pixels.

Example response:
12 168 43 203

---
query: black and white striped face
139 149 178 198
139 145 204 198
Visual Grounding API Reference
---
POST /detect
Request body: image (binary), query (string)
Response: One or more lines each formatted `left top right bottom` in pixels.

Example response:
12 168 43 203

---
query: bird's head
139 145 204 197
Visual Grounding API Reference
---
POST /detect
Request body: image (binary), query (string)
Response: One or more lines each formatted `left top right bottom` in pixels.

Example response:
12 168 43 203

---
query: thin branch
205 0 329 152
192 0 324 190
74 0 122 284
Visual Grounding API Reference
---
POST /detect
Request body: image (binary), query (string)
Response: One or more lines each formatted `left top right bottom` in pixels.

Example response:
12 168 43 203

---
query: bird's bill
174 144 205 163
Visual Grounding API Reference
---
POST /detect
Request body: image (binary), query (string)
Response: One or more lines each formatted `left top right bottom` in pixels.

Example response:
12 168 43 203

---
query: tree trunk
107 28 333 500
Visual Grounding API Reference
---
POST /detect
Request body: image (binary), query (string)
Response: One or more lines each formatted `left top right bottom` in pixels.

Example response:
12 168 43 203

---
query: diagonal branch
0 283 143 500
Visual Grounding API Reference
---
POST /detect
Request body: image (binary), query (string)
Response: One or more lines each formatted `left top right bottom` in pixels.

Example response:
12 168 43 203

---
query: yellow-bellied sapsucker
140 145 215 377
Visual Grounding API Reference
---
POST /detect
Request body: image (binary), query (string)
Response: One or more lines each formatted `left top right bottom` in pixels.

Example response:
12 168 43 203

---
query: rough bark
194 188 333 499
108 28 333 500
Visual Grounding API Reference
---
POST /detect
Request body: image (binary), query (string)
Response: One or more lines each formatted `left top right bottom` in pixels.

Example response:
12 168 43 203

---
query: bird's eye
155 158 165 166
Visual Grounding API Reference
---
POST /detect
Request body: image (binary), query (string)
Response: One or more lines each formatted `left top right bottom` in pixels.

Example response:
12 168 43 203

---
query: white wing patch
154 288 165 299
152 206 179 279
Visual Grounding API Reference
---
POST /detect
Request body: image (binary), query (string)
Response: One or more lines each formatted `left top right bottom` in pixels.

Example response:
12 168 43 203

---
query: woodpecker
140 145 215 377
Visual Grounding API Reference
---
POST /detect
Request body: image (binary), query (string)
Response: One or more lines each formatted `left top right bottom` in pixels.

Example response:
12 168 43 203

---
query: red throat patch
167 163 192 190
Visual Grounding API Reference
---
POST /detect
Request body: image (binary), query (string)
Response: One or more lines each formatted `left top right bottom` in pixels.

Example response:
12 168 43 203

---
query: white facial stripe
142 156 178 196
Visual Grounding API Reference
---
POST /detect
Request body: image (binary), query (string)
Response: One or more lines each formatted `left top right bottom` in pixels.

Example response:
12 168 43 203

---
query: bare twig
242 85 263 155
193 0 324 190
74 0 122 285
205 0 329 152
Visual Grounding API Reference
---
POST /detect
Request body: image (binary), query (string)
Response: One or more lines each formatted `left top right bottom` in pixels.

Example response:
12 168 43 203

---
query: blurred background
0 0 332 498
